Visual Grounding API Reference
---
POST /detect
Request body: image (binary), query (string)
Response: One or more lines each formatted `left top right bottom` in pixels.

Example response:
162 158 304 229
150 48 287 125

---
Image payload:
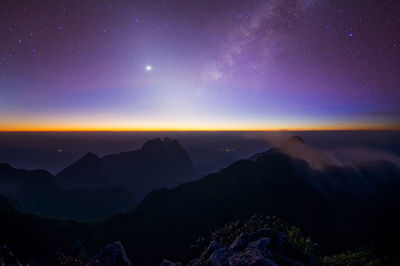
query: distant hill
0 163 136 221
99 136 400 265
57 137 199 198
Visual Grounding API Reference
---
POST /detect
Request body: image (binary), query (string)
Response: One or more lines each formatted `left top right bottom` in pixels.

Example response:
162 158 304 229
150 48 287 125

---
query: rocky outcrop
93 242 132 266
165 228 310 266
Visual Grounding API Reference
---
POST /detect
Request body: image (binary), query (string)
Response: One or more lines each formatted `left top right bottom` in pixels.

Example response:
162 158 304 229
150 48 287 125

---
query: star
145 65 152 71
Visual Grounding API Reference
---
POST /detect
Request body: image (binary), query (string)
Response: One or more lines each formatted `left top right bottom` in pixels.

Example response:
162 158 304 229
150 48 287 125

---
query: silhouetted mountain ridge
57 137 199 198
78 152 100 162
0 136 399 265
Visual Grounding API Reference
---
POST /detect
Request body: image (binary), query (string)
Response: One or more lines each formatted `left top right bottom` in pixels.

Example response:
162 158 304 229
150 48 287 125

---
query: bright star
145 65 152 71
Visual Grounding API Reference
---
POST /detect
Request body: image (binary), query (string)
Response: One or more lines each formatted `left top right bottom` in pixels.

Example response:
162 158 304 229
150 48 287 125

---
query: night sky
0 0 399 130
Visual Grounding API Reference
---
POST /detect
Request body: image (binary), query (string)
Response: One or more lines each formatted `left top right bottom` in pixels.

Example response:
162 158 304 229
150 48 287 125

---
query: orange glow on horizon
0 124 399 132
2 109 398 132
1 113 399 132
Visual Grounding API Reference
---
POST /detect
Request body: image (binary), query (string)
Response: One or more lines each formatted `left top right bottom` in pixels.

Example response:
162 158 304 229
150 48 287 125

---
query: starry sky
0 0 399 131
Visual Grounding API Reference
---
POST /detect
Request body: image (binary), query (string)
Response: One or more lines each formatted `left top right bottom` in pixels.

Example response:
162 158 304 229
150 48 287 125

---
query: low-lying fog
0 131 399 175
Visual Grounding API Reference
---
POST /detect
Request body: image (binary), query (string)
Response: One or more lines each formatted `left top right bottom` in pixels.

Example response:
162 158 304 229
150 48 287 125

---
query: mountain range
0 137 199 221
57 137 199 198
0 135 399 265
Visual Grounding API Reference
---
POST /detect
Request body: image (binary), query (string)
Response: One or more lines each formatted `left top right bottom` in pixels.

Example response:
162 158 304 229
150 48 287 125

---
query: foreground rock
93 242 132 266
165 228 311 266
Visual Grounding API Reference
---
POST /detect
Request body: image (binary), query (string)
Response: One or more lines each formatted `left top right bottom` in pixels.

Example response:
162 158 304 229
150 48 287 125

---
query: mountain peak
141 138 181 151
80 152 100 161
162 137 181 148
283 135 305 146
141 138 163 150
58 137 197 197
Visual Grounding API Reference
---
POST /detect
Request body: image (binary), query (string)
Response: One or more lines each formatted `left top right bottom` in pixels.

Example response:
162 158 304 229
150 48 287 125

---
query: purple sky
0 0 399 130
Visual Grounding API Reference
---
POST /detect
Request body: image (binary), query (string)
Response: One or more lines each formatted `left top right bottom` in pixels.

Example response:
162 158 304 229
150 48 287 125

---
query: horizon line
1 128 399 133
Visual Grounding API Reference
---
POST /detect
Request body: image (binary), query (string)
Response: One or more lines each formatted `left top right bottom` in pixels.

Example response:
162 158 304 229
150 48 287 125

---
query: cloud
279 138 400 170
244 133 400 170
330 147 400 166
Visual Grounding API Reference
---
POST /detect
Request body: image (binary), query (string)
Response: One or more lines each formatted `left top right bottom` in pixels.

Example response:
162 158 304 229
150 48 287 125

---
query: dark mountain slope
101 137 400 265
0 163 136 221
0 196 102 263
57 138 199 198
0 163 57 194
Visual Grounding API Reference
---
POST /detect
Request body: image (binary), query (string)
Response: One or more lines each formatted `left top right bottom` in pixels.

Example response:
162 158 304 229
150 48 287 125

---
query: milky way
0 0 399 130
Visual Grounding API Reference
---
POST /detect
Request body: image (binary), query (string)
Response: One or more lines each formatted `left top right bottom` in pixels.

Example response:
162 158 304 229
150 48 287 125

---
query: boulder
208 248 228 266
170 230 304 266
229 248 277 266
203 240 223 259
229 237 276 266
93 241 132 266
247 237 271 251
229 232 258 253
